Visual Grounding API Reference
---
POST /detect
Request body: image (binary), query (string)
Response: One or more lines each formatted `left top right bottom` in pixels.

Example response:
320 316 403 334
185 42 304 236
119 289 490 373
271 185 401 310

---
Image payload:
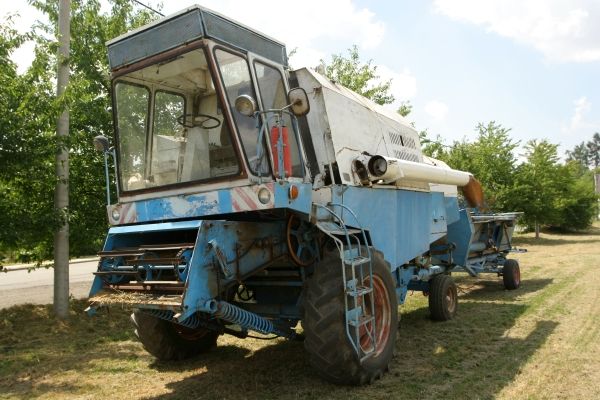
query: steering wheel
177 113 221 129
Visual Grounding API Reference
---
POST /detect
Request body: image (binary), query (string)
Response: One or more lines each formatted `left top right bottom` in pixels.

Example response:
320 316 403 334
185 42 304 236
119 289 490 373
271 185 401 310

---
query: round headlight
257 187 271 204
111 208 121 221
234 94 257 116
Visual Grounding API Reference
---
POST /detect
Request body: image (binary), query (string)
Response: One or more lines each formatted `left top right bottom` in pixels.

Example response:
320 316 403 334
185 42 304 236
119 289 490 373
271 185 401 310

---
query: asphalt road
0 260 98 309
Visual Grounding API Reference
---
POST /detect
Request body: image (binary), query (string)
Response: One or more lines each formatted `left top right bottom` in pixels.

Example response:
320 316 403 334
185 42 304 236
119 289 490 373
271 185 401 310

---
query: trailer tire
428 274 458 321
502 259 521 290
303 248 397 385
131 310 219 361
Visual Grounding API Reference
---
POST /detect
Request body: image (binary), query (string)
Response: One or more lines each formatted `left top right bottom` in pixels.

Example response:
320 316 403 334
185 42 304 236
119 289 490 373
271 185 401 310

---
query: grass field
1 226 599 399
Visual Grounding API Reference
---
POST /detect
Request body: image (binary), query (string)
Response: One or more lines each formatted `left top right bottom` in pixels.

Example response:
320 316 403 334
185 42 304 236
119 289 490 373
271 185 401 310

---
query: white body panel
294 68 423 188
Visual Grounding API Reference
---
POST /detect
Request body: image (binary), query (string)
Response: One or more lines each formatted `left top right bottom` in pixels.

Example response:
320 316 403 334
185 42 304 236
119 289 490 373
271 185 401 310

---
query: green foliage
439 122 519 210
0 0 157 261
320 45 394 105
586 132 600 168
566 141 590 168
555 167 598 231
397 100 412 117
510 140 564 231
566 132 600 169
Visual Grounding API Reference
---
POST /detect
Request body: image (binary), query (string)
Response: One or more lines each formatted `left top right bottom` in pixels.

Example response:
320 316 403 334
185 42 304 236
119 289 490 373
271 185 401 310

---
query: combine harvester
88 6 522 384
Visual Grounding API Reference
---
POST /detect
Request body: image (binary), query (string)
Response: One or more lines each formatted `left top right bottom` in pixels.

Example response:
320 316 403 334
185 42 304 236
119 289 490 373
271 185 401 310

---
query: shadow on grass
142 289 556 400
0 292 557 400
455 277 554 301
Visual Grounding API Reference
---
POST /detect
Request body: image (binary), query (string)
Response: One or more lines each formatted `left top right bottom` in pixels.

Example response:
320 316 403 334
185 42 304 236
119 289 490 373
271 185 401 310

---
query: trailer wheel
502 259 521 290
303 248 397 385
131 310 219 361
428 274 458 321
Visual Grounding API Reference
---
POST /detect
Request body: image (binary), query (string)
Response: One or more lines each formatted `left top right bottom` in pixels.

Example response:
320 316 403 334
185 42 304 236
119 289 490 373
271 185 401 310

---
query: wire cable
131 0 164 17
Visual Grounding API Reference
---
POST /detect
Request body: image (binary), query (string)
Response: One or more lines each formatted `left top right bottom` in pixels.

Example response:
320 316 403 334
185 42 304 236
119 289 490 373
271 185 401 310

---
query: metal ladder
314 203 377 362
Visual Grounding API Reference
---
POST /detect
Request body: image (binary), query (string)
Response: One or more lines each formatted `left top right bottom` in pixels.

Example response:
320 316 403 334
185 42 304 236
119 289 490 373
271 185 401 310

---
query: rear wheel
428 274 458 321
303 248 397 385
502 259 521 290
131 310 219 361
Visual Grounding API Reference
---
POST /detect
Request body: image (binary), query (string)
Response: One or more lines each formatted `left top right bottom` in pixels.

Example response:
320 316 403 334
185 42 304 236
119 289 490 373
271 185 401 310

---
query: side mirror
288 87 310 117
234 94 257 116
93 135 110 152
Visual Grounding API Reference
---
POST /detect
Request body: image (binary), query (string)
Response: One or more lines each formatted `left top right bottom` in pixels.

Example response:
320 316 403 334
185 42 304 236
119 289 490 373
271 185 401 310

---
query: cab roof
107 5 288 71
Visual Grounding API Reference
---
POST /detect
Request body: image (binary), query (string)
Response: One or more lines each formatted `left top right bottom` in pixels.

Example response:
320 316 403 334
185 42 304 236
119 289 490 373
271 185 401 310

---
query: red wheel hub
359 274 392 356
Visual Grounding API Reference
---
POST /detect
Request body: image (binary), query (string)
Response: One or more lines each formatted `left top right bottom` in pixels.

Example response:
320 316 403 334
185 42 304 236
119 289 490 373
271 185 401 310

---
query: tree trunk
535 221 540 239
54 0 70 319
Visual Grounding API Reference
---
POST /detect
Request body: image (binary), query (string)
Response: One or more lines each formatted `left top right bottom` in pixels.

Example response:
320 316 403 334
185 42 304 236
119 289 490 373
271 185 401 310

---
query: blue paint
179 220 287 321
430 192 448 242
444 196 460 225
109 220 203 234
444 209 474 266
331 186 433 271
274 181 312 213
218 189 232 209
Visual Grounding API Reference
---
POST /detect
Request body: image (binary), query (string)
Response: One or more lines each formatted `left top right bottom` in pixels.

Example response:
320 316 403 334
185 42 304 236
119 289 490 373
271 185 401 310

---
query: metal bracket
208 239 233 279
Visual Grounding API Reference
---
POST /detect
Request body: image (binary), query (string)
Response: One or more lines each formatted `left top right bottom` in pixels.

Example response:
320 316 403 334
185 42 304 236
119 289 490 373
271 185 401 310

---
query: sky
1 0 599 157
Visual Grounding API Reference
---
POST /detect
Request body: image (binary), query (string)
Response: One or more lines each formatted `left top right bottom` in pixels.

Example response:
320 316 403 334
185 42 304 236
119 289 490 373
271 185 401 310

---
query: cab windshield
114 48 240 192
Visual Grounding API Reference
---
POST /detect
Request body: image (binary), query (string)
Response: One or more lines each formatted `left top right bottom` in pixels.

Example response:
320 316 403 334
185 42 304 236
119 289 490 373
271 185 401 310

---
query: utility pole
54 0 71 319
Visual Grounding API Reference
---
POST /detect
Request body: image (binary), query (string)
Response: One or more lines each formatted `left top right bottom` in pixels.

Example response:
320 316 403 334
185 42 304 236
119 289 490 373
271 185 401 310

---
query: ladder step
344 256 370 266
348 315 375 327
347 285 373 297
316 222 362 236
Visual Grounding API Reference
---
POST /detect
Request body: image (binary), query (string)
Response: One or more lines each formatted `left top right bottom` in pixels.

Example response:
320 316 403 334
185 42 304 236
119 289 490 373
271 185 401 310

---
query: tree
439 122 519 210
511 140 563 238
554 162 598 231
320 45 394 105
566 133 600 169
0 1 156 263
586 132 600 168
566 141 590 168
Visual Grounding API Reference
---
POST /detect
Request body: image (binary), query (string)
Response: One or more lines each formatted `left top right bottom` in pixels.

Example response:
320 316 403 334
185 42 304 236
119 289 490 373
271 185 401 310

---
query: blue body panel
331 185 443 271
108 182 312 225
444 209 474 266
180 220 286 321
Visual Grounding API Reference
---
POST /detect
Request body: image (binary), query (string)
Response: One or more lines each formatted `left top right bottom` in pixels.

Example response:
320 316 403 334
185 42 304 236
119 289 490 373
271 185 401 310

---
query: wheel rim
445 285 457 314
359 275 392 357
286 214 319 266
514 266 521 286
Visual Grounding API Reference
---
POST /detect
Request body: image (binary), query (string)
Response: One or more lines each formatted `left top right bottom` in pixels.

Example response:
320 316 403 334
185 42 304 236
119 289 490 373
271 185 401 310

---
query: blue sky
2 0 599 157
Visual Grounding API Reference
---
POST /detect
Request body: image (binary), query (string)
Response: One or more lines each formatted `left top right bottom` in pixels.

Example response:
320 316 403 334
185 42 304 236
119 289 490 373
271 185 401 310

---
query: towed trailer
87 5 523 385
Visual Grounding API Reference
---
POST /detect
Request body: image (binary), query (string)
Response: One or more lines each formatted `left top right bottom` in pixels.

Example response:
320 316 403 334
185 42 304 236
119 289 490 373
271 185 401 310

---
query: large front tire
131 310 219 361
303 248 398 385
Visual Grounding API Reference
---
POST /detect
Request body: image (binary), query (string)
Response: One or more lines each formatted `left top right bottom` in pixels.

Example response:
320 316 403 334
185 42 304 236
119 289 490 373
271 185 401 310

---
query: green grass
0 225 599 399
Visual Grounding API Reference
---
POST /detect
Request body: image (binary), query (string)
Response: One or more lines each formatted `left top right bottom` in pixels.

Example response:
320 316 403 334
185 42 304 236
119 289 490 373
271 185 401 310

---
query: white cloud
4 0 418 105
378 65 418 106
424 100 449 121
560 96 600 153
176 0 385 68
569 96 591 129
433 0 600 62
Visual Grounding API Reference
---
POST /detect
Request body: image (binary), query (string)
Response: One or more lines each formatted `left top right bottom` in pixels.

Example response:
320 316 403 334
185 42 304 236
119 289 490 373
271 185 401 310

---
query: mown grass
0 225 598 399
